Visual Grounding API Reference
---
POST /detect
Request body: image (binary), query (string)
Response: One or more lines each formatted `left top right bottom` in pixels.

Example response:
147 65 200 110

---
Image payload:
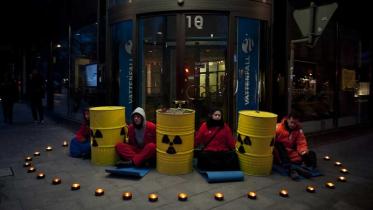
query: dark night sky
0 0 69 47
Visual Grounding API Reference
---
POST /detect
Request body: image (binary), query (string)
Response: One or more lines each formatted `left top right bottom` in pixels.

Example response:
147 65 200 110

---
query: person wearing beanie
115 107 156 167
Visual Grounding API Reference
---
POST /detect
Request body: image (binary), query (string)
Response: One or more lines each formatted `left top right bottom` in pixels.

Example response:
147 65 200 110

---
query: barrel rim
89 106 125 111
156 108 195 115
238 110 278 118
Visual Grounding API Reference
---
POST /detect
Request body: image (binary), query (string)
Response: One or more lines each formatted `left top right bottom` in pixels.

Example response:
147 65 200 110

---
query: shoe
116 160 133 168
295 167 312 179
289 169 300 181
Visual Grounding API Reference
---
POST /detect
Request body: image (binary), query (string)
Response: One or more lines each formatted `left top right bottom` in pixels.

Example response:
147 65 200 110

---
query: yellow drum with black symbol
236 110 277 176
89 106 127 165
236 151 273 176
156 108 195 175
91 145 119 165
237 110 277 155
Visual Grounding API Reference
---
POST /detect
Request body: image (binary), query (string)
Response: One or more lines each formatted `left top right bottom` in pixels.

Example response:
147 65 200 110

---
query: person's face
211 111 222 121
287 117 298 130
133 114 142 125
84 111 89 121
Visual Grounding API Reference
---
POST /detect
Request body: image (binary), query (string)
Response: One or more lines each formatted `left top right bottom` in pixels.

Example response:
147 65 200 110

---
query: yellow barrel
90 106 126 128
91 145 119 165
156 108 195 175
236 151 273 176
89 106 126 165
237 110 277 155
156 149 194 175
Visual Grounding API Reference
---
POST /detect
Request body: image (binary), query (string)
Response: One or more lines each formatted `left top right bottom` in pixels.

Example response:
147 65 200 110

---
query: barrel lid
239 110 277 118
89 106 125 111
156 108 195 115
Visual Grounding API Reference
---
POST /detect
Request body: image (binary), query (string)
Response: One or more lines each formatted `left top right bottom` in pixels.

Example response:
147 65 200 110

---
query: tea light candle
62 141 68 147
23 162 32 167
34 152 40 156
334 161 342 166
27 167 36 173
95 188 104 196
306 186 316 193
340 168 348 174
338 176 347 182
279 189 289 197
323 155 331 160
148 193 158 202
25 156 32 161
46 146 53 151
214 192 224 201
178 193 188 201
37 172 45 179
325 182 335 189
71 183 80 190
122 192 132 200
247 191 257 199
52 178 61 185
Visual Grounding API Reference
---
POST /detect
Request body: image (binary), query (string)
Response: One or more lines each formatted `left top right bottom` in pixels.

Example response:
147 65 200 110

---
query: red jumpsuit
275 118 308 163
115 121 156 166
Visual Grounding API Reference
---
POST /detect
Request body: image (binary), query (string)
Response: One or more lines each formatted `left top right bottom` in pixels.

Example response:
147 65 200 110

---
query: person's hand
300 150 308 155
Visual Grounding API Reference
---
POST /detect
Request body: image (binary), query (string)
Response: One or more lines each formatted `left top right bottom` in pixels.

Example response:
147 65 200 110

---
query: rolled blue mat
199 170 244 183
105 167 151 177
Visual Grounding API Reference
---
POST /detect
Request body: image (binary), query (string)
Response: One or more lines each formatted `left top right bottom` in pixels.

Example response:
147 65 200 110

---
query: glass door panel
182 14 228 125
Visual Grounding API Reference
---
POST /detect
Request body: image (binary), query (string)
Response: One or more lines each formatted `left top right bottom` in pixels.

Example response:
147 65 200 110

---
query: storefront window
291 61 334 121
68 23 98 117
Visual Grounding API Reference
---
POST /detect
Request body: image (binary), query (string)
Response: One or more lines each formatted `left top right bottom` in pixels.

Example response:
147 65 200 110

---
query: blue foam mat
105 167 151 177
198 170 244 183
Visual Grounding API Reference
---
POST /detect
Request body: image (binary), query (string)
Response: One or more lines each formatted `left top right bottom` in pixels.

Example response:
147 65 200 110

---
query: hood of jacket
131 107 146 128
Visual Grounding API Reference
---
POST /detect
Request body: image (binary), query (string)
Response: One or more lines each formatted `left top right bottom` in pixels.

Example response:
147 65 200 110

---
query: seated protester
115 107 156 167
274 112 317 180
195 108 239 171
70 109 91 158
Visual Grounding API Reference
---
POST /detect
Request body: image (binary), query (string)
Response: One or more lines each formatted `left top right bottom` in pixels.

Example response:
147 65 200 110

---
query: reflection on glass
291 61 334 121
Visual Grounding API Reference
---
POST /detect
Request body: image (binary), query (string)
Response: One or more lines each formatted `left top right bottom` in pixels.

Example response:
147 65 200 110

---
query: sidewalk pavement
1 103 373 210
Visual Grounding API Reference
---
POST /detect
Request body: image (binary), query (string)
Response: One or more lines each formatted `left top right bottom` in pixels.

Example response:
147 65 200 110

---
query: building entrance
139 14 228 125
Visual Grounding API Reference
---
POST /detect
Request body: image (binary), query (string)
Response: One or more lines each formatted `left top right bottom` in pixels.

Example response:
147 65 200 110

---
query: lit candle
25 156 32 161
52 178 61 185
122 192 132 200
340 168 348 174
306 186 316 193
338 176 347 182
62 141 68 147
34 152 40 156
325 182 335 189
334 161 342 166
46 146 53 151
95 188 104 196
279 189 288 197
37 172 45 179
214 192 224 201
27 167 36 173
247 191 257 199
23 162 32 167
178 193 188 201
323 155 331 160
71 183 81 190
148 193 158 202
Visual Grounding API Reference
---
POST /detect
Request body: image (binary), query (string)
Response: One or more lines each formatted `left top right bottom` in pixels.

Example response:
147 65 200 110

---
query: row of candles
23 144 348 202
